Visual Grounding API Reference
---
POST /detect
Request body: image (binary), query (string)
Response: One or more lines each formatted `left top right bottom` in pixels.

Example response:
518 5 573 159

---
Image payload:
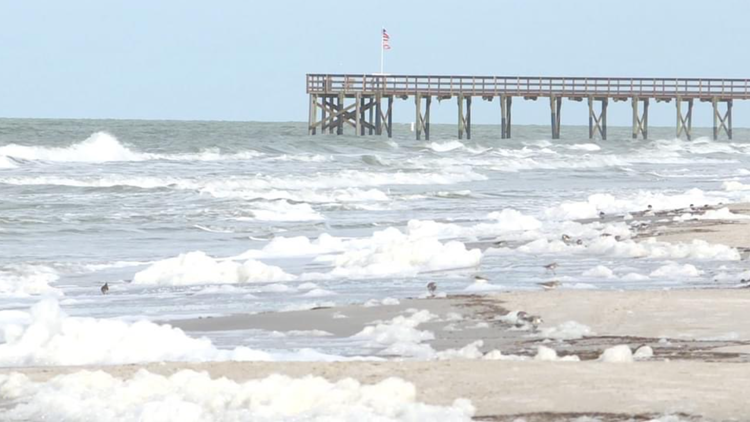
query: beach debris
100 282 109 295
576 239 583 245
598 211 605 219
427 282 437 297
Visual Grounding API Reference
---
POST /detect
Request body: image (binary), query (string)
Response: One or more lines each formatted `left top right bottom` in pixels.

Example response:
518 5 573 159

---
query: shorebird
529 315 543 329
543 262 558 274
100 282 109 295
538 280 561 290
598 211 605 219
427 282 437 297
561 234 572 244
473 275 489 284
515 311 543 330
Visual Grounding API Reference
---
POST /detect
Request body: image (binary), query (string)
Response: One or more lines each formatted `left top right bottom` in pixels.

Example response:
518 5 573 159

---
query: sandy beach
5 202 750 420
6 287 750 420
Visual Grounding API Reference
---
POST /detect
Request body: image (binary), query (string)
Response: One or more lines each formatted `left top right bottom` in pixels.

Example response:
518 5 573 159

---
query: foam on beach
133 251 296 286
0 370 475 422
0 299 355 366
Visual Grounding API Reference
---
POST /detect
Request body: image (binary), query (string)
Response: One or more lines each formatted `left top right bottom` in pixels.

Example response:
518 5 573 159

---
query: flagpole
380 28 384 75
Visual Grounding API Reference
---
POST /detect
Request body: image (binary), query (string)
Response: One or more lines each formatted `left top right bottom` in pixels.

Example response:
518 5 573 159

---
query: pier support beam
378 96 393 138
368 100 374 135
500 95 512 139
676 97 694 140
375 94 382 135
632 97 649 139
588 97 607 140
336 93 345 135
712 98 733 140
355 93 361 136
414 95 432 140
320 96 328 134
308 94 318 135
458 95 472 139
550 96 562 139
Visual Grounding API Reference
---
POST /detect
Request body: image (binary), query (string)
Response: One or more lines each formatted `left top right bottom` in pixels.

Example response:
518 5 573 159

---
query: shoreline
5 289 750 419
6 203 750 419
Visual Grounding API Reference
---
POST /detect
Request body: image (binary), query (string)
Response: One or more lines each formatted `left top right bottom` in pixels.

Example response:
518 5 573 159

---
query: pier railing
307 74 750 100
306 73 741 141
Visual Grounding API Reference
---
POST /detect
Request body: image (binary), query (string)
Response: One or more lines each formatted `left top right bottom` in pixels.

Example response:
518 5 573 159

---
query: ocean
1 118 749 351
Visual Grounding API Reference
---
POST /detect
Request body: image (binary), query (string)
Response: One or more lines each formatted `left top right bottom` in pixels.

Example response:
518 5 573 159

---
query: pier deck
306 74 747 140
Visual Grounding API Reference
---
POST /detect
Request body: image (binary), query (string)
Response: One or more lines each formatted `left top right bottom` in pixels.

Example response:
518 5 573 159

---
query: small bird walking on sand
515 311 544 330
538 280 561 290
100 282 109 295
543 262 558 274
427 282 437 297
561 234 572 244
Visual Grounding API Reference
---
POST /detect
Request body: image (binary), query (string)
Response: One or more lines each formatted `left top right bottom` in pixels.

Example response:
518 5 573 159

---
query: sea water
2 119 750 351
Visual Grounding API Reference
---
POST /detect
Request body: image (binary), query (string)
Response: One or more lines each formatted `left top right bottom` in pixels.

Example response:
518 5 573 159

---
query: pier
306 74 749 140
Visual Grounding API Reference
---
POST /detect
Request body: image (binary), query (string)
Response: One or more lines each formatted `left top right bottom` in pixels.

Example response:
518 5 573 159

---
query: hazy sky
2 0 749 126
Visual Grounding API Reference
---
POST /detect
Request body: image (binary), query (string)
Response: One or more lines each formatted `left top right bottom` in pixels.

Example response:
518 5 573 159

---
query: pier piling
676 97 694 140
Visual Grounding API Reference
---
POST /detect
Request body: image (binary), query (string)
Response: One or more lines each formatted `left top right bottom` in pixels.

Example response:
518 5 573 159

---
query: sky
1 0 749 127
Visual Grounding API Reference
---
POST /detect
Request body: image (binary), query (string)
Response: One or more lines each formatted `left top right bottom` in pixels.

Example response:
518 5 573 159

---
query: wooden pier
306 74 749 140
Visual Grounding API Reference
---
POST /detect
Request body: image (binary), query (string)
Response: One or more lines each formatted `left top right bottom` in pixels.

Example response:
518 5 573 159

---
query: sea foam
133 251 296 286
0 299 350 366
0 370 475 422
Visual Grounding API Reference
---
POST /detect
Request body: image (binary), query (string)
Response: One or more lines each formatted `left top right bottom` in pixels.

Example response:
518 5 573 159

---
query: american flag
382 29 391 50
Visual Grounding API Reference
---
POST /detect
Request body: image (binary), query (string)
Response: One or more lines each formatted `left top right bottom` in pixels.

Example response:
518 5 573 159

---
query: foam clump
246 199 324 222
0 299 351 366
320 227 482 278
544 189 721 221
598 345 634 363
133 251 296 286
634 345 654 360
0 264 62 297
534 346 580 362
539 321 592 340
0 370 475 422
521 236 739 261
673 207 750 221
353 310 437 358
649 262 702 278
581 265 615 278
